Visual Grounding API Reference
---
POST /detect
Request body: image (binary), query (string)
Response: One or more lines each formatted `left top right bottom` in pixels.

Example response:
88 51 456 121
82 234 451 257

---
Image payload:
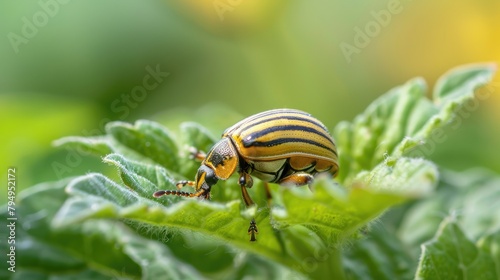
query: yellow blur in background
0 0 499 201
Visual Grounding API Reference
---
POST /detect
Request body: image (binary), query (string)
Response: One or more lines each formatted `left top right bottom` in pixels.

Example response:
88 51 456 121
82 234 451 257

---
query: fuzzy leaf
103 153 177 199
2 179 142 278
105 120 180 171
52 178 294 265
178 122 218 177
433 63 496 104
334 64 495 184
416 218 499 280
52 135 113 156
274 157 437 242
399 169 500 248
179 121 217 155
3 178 206 279
53 121 216 180
477 231 500 276
52 156 437 276
343 224 415 280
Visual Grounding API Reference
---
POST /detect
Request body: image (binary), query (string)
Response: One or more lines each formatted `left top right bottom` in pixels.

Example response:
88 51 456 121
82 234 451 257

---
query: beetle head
193 164 218 199
153 137 239 200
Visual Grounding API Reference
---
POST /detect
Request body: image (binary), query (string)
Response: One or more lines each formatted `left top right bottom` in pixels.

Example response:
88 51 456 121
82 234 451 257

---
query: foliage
1 64 497 279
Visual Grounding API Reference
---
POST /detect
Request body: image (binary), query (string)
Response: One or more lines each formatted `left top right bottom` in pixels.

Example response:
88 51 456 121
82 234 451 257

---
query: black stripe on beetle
242 124 334 147
237 115 331 139
245 137 337 155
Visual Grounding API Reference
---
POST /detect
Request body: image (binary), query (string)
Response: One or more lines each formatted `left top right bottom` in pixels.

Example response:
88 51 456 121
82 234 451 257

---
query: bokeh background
1 0 499 204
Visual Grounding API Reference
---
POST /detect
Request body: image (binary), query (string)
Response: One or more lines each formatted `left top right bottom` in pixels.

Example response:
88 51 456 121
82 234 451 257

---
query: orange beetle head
193 164 217 198
193 137 239 198
153 138 240 200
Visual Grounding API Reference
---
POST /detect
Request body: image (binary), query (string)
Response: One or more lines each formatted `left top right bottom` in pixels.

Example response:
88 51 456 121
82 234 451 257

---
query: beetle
153 108 339 241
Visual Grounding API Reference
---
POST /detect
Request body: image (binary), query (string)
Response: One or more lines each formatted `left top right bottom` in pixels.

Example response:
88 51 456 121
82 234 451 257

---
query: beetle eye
204 168 217 185
197 165 218 187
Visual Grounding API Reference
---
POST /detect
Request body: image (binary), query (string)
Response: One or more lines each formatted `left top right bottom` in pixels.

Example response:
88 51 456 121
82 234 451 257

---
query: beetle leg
238 172 259 241
187 146 206 161
176 180 196 190
278 172 314 187
238 171 255 206
240 184 255 207
240 185 259 241
238 172 253 188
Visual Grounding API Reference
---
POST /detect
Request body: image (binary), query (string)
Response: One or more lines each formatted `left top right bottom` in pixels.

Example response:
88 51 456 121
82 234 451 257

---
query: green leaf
52 180 292 264
274 157 437 242
353 157 437 196
7 269 112 280
433 63 496 104
103 153 176 199
111 224 205 280
477 231 500 277
51 156 437 278
67 172 141 207
0 180 140 278
5 177 207 279
15 235 85 272
53 121 215 180
416 218 499 280
52 136 113 157
399 169 500 249
102 152 239 204
334 64 495 184
178 122 218 177
106 120 180 171
179 121 217 155
343 223 415 280
225 252 303 280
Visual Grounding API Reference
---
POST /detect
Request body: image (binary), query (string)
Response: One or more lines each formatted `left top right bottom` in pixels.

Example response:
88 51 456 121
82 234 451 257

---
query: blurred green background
1 0 499 203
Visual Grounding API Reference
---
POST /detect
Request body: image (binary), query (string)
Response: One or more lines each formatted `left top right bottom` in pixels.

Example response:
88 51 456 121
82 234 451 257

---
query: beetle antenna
153 189 205 198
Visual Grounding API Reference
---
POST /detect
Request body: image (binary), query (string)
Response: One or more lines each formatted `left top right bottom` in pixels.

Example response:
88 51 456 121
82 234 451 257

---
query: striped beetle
154 109 339 241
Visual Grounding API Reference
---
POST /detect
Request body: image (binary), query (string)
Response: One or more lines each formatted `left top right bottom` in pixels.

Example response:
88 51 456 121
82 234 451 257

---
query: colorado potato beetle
153 108 339 241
